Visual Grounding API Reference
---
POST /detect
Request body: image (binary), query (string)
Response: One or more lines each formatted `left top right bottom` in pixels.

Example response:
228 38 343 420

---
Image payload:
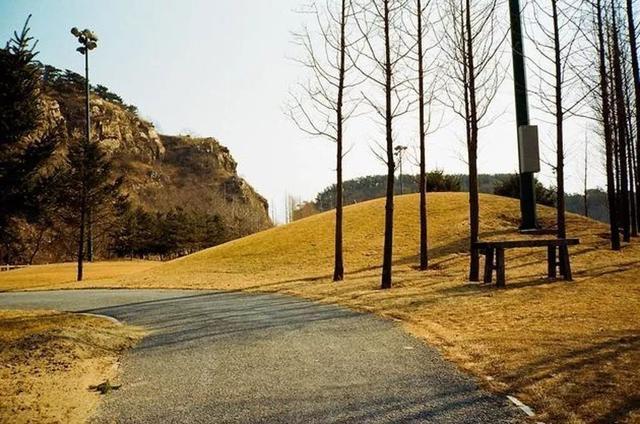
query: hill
2 192 638 423
5 66 272 263
43 66 272 234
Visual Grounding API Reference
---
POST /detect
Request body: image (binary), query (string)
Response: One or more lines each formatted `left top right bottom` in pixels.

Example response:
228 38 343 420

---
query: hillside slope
131 192 619 290
2 192 639 423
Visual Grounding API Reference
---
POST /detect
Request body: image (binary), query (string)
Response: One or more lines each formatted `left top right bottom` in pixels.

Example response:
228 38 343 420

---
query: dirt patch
0 310 144 424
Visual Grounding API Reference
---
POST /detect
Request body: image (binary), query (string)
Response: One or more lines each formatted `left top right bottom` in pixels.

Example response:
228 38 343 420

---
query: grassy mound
1 192 639 422
128 192 622 290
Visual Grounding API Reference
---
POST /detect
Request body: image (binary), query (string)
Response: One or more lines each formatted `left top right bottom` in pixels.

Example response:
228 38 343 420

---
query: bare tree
406 0 439 270
527 0 585 241
625 0 640 228
595 0 621 249
351 0 413 289
288 0 359 281
621 45 638 235
584 133 590 216
610 0 632 242
440 0 504 281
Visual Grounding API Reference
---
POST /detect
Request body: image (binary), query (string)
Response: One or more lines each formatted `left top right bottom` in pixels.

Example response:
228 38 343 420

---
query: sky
0 0 605 223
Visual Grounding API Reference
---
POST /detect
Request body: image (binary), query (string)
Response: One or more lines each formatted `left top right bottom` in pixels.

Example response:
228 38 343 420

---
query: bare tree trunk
551 0 566 240
626 0 640 229
597 0 621 250
611 0 631 242
622 37 638 235
333 0 347 282
465 0 480 281
381 0 395 290
624 73 638 236
584 136 589 217
417 0 429 270
631 125 640 229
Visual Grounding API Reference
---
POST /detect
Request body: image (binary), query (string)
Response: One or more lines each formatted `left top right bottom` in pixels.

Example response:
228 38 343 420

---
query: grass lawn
0 260 159 291
1 192 638 423
0 310 143 423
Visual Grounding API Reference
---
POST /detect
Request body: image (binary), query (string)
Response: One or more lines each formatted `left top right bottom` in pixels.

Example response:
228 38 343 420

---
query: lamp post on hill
395 145 408 195
70 27 98 281
508 0 539 230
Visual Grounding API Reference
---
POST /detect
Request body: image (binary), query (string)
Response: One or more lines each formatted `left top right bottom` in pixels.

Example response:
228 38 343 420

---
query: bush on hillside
493 174 556 207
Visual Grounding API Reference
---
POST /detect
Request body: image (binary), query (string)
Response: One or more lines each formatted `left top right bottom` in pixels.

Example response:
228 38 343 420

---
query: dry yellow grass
0 310 143 424
0 260 158 291
1 192 638 423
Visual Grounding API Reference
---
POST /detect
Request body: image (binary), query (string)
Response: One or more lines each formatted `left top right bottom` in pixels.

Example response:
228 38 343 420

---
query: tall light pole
508 0 538 230
394 145 408 195
71 27 98 281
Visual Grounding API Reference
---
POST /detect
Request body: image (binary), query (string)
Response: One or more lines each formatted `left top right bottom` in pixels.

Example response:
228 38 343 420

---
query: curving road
0 290 523 423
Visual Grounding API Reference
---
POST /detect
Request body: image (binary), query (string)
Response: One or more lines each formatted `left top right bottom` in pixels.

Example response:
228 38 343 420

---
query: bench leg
483 247 494 283
547 246 557 279
495 247 506 288
560 245 572 281
470 247 480 282
558 245 567 277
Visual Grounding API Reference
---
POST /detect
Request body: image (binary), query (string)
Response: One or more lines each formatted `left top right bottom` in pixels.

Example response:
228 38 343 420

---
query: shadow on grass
263 228 519 289
502 334 640 422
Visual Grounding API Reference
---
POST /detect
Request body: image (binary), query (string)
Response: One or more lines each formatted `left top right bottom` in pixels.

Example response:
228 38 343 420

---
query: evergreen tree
61 132 122 279
0 16 60 262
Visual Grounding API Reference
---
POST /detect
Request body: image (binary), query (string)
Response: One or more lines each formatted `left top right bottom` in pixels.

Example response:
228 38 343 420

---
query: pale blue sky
1 1 603 222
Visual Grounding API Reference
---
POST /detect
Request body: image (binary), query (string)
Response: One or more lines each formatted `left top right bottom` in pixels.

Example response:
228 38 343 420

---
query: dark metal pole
508 0 538 230
84 48 94 262
77 48 89 282
85 50 90 144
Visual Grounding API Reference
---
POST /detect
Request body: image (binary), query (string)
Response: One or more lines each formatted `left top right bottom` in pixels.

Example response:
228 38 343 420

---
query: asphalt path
0 289 523 423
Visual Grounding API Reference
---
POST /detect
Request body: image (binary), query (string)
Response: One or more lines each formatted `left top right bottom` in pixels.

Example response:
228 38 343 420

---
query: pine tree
61 132 122 280
0 15 60 262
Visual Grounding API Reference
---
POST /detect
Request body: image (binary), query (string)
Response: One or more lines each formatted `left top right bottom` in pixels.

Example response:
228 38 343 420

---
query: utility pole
508 0 538 230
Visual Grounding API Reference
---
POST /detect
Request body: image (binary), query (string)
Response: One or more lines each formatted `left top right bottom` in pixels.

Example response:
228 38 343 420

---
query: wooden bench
472 238 580 288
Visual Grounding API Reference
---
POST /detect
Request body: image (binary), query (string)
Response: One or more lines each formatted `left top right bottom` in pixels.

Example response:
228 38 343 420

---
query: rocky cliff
43 68 271 242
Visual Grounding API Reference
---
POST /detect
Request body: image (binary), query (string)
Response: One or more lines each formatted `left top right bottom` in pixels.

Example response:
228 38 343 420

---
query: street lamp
71 27 98 149
394 145 408 195
508 0 539 231
70 27 98 280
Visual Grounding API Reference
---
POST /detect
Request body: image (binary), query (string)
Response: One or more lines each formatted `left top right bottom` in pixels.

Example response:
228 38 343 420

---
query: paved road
0 290 523 423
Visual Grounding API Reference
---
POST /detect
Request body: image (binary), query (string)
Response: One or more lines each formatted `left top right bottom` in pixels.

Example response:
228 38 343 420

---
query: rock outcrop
44 77 272 241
